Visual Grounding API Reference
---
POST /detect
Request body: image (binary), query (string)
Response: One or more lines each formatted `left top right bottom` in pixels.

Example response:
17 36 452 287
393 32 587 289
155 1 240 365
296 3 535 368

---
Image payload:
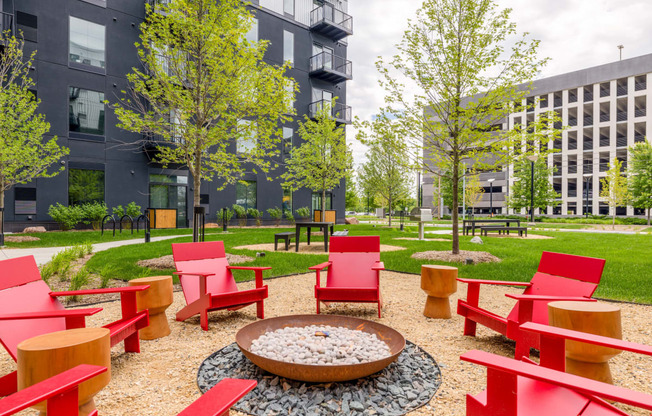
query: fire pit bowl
236 314 406 383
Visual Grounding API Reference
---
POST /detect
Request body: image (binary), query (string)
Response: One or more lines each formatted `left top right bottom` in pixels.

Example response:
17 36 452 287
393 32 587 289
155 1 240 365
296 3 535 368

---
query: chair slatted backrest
507 252 606 326
172 242 238 305
0 256 66 361
326 236 380 289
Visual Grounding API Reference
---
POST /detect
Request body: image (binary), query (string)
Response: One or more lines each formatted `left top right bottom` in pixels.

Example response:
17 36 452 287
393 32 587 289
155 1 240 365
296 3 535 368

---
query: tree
442 168 484 215
357 114 412 226
376 0 553 253
600 158 629 230
506 156 560 214
357 165 380 214
111 0 293 240
282 101 352 219
0 34 68 244
628 142 652 225
345 175 359 211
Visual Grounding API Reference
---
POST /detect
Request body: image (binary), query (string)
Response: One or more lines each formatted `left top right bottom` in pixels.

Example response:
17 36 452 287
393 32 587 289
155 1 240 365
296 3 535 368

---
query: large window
69 87 105 136
149 174 188 227
69 17 105 69
69 169 104 206
312 192 332 212
237 120 256 153
236 180 257 210
283 127 293 154
283 30 294 66
282 188 292 212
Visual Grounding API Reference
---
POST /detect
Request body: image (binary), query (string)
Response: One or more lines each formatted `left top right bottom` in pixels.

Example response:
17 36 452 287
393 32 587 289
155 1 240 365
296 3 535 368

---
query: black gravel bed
197 340 441 416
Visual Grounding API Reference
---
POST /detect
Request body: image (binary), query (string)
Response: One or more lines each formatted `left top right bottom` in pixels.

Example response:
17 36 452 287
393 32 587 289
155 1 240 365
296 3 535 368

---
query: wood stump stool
548 301 622 384
421 265 458 319
129 275 174 340
17 327 111 416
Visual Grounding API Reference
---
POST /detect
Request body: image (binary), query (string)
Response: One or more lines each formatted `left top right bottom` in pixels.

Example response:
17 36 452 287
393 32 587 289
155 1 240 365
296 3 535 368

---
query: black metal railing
599 113 609 122
635 134 646 143
569 93 578 103
568 117 577 126
310 4 353 32
635 108 646 117
600 136 610 147
584 116 593 126
600 88 610 97
584 92 593 102
635 82 646 91
617 85 627 96
309 52 352 78
616 111 627 122
309 100 352 123
616 136 628 147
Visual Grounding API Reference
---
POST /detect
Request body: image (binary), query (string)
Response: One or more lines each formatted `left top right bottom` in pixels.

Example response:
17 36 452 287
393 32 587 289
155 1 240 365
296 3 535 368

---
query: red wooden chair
462 323 652 416
0 364 255 416
0 255 149 396
172 241 270 331
310 236 385 318
457 251 605 358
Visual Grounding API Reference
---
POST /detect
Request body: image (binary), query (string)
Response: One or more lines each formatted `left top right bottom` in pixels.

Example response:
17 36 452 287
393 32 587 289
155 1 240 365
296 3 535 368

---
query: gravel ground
2 271 651 415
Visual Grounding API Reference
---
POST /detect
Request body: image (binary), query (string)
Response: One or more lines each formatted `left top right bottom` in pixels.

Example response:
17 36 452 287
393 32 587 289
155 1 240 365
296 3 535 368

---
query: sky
346 0 652 167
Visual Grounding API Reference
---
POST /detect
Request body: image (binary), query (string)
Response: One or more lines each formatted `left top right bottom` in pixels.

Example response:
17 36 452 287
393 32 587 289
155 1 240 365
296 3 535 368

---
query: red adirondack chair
462 323 652 416
0 255 149 396
0 364 256 416
457 251 606 359
172 241 270 331
310 236 385 318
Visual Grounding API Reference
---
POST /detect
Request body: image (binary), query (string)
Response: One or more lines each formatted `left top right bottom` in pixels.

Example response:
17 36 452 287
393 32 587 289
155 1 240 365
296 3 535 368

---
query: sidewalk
0 235 190 265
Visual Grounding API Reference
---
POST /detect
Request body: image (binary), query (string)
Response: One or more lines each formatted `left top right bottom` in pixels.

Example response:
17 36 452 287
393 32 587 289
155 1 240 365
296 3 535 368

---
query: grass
84 224 652 304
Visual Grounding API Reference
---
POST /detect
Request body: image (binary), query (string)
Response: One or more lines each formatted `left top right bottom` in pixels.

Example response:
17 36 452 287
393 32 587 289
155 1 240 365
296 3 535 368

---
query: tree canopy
506 155 560 214
600 158 629 229
628 142 652 225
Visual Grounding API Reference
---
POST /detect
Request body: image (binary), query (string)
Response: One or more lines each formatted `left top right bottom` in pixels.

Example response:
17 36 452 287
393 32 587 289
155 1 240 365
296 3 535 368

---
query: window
236 180 257 210
312 192 332 212
283 30 294 65
283 127 293 153
14 187 36 215
284 80 295 113
69 17 105 69
246 18 258 43
149 173 188 228
284 0 294 16
237 120 256 153
282 188 292 212
170 109 184 143
69 87 105 136
69 169 105 206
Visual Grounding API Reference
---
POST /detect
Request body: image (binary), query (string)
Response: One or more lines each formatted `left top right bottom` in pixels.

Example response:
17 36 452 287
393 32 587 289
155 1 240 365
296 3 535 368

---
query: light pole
462 174 466 221
527 155 538 223
487 178 495 217
583 173 592 219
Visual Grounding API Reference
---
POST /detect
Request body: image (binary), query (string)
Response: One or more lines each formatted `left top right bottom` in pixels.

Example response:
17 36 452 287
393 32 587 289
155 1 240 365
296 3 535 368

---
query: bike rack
136 211 151 243
101 215 116 237
119 215 134 235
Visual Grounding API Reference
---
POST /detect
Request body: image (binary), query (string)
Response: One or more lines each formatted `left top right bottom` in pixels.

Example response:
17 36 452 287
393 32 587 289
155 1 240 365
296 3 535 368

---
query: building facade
423 54 652 217
2 0 352 231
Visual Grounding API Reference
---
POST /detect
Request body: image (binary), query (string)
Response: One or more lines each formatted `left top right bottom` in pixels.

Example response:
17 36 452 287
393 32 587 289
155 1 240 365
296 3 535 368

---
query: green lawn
82 224 652 304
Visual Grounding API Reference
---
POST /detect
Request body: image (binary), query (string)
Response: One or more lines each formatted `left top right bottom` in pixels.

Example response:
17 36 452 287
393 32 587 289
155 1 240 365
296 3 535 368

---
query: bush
267 207 283 226
232 204 247 226
247 208 263 226
284 209 295 225
125 202 142 218
295 206 310 219
80 202 108 230
218 207 234 226
48 203 83 231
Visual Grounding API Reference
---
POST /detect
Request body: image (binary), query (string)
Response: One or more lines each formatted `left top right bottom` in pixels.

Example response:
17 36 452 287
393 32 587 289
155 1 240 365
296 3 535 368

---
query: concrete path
0 235 190 266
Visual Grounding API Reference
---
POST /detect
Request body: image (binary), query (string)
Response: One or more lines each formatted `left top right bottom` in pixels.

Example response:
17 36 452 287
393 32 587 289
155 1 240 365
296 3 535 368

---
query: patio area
3 270 650 415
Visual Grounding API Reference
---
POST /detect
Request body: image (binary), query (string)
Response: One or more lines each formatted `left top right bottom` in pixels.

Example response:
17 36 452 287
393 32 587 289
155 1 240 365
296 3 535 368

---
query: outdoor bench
332 229 349 236
274 232 295 251
480 226 528 237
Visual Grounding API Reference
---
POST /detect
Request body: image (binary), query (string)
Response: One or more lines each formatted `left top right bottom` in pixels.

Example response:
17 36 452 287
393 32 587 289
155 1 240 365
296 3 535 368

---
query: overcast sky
346 0 652 166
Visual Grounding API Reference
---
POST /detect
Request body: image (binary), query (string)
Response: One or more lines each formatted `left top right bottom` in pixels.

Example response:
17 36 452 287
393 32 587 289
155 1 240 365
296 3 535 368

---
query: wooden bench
480 226 527 237
274 232 295 251
332 229 349 236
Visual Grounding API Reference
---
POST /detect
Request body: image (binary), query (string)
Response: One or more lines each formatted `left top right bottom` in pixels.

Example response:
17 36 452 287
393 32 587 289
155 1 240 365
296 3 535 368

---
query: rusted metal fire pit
236 314 405 383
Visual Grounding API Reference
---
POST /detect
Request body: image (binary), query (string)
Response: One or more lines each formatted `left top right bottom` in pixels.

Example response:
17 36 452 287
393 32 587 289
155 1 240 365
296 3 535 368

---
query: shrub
247 208 263 226
295 206 310 219
80 202 108 230
48 203 83 231
125 201 142 218
112 205 125 217
284 209 295 225
267 207 283 226
232 204 247 226
218 207 234 226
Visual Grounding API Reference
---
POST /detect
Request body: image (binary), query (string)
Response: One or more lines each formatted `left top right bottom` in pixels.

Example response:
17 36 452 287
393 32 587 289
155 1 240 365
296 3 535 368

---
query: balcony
309 100 352 124
309 52 352 83
310 4 353 41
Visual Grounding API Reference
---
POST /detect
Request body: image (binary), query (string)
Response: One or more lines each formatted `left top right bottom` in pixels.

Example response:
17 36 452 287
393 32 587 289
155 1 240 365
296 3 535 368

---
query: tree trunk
321 189 326 223
192 158 202 242
451 164 460 254
388 194 392 227
0 191 4 247
648 208 651 226
612 207 616 230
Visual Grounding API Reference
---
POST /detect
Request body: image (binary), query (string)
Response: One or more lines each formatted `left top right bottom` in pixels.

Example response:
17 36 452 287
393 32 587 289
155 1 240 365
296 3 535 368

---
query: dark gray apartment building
1 0 352 231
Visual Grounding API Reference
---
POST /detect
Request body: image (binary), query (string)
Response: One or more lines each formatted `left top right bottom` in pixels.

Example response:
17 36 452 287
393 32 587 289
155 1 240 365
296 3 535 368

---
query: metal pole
222 207 228 232
489 182 493 217
585 177 590 219
462 175 466 221
530 160 535 222
0 207 4 247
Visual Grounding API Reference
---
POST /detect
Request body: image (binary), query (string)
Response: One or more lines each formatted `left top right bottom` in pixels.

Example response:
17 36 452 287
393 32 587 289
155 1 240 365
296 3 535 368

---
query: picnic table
463 218 521 235
295 221 334 252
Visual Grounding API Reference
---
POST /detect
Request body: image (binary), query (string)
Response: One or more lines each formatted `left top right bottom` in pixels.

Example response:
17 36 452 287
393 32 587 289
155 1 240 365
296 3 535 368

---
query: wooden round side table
129 275 174 340
420 265 458 319
548 301 622 384
17 327 111 416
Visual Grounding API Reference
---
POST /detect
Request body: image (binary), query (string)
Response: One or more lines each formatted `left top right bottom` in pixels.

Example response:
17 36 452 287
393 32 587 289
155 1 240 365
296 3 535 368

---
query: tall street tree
376 0 552 254
356 114 412 227
441 168 485 215
0 34 68 245
600 158 629 230
111 0 294 240
628 142 652 225
506 155 560 214
282 101 352 220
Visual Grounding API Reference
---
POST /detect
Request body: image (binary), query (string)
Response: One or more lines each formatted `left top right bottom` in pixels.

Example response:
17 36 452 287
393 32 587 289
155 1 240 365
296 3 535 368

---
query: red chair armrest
0 309 102 321
226 266 272 271
49 286 150 297
505 294 595 302
177 378 257 416
457 278 532 287
174 272 215 277
371 262 385 271
309 262 331 271
460 350 652 411
0 365 106 416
